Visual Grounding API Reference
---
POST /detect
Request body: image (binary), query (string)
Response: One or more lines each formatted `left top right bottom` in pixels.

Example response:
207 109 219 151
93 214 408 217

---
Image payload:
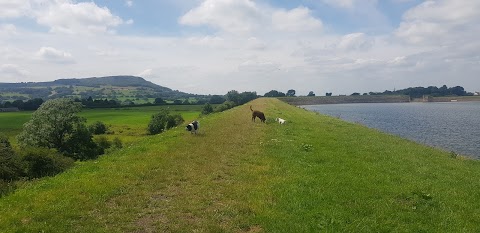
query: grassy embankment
1 98 480 232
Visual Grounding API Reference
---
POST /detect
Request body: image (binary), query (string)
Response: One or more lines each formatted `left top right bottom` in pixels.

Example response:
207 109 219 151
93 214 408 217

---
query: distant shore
280 95 480 105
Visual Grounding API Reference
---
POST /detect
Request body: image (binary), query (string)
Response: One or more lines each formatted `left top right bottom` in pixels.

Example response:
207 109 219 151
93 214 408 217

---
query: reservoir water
303 102 480 159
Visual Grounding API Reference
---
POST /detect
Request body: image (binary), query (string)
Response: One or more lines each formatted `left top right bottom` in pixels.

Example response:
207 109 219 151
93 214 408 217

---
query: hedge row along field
1 98 480 232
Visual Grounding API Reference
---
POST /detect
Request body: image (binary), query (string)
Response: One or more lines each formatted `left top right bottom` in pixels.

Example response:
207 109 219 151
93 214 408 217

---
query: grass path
2 98 480 232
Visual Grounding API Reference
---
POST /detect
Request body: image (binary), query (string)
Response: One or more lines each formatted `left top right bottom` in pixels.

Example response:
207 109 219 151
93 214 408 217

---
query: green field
1 98 480 232
0 105 203 145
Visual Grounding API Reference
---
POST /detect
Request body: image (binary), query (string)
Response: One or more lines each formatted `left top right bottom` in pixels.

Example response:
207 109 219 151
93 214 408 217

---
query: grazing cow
186 120 199 134
250 106 266 123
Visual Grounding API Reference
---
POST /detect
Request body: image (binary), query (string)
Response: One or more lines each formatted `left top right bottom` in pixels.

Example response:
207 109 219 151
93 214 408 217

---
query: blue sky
0 0 479 95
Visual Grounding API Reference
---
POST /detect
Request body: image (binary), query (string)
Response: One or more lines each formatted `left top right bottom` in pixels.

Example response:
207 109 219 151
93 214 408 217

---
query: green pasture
0 105 202 145
0 111 32 140
1 98 480 232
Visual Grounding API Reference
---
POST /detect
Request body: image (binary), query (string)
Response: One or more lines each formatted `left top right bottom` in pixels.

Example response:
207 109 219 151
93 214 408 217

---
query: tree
88 121 108 135
264 90 286 97
154 97 166 105
23 98 44 110
3 101 12 108
17 98 100 160
239 91 258 105
439 85 448 96
202 103 214 115
351 92 360 96
326 92 333 96
12 100 24 109
307 91 315 97
209 95 226 104
226 90 241 105
0 137 23 181
286 89 296 97
449 86 466 96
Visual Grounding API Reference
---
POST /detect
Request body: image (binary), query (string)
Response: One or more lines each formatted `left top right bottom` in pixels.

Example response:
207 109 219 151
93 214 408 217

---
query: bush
20 147 74 179
202 103 214 115
166 114 184 130
0 179 17 197
148 110 185 134
0 136 23 181
63 123 101 161
94 136 112 154
148 110 169 135
215 101 236 112
89 121 108 134
112 137 123 149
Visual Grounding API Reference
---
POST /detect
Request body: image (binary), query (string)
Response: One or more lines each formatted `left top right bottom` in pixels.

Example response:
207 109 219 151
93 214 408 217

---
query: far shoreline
279 95 480 105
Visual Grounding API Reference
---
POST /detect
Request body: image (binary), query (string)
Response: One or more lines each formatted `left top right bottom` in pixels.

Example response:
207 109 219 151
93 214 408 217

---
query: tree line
262 85 473 98
367 85 470 98
0 98 44 110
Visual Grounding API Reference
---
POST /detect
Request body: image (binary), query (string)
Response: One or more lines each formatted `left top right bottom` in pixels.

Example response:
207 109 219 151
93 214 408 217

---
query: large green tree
17 98 99 160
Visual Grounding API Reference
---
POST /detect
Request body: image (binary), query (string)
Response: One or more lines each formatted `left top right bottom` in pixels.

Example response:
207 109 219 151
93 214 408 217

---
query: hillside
0 76 194 102
1 98 480 232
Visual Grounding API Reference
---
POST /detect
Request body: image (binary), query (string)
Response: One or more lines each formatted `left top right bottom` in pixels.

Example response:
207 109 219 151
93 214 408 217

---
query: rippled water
303 102 480 159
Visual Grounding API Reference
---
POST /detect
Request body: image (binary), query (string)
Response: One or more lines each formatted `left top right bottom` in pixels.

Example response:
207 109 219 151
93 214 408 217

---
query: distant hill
0 76 196 103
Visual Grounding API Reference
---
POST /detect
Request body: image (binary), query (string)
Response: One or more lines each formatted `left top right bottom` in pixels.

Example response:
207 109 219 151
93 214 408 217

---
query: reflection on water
304 102 480 159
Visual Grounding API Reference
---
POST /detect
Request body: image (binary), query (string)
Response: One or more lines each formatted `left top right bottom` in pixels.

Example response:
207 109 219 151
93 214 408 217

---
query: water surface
304 102 480 159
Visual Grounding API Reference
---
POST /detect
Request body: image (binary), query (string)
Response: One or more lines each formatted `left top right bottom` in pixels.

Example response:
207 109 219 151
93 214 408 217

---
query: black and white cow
186 120 199 134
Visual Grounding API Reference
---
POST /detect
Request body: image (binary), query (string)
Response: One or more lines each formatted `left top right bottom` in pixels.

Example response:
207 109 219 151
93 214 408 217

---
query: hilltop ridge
0 75 194 102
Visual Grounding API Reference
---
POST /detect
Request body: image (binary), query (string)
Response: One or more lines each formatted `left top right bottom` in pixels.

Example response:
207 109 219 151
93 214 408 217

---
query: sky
0 0 479 96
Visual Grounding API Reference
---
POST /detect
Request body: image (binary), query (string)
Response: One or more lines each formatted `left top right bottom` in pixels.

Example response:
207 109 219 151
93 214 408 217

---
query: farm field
0 105 203 146
1 98 480 232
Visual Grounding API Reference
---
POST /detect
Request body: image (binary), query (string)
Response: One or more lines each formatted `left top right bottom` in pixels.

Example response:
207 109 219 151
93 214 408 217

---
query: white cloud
125 1 133 7
0 24 17 36
238 60 281 73
138 68 153 77
0 1 127 35
180 0 322 36
0 1 30 18
272 7 322 32
337 33 374 50
35 47 74 64
322 0 356 9
180 0 264 35
0 64 30 80
34 1 124 35
395 1 480 45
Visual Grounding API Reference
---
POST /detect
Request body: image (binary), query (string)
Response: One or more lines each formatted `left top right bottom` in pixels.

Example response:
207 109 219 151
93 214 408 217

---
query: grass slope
1 98 480 232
